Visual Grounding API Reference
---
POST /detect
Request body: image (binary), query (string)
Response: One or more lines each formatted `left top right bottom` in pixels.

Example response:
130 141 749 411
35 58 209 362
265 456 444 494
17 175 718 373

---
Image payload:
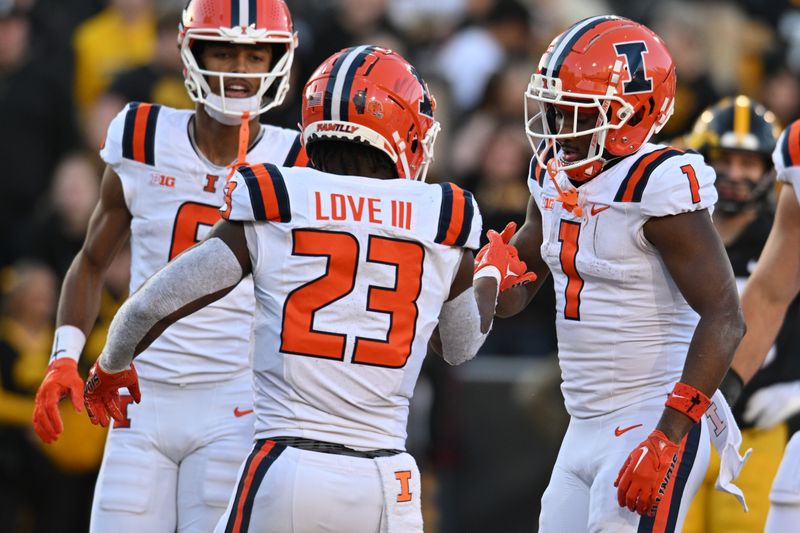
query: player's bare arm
730 184 800 383
59 166 132 335
32 166 132 442
495 197 551 318
644 209 746 443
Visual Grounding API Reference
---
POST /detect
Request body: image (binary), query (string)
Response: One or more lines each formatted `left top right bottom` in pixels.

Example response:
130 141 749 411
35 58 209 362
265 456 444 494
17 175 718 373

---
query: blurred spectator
463 121 530 222
760 59 800 127
0 261 97 533
30 153 100 279
0 0 80 269
86 7 190 151
435 0 532 112
648 0 720 139
72 0 155 117
448 59 532 177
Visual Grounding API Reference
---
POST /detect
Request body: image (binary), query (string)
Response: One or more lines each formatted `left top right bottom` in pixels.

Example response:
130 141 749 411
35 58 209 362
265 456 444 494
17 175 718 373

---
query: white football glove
742 381 800 430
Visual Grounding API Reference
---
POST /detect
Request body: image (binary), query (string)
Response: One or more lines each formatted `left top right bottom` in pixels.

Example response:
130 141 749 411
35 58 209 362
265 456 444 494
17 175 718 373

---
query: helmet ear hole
411 139 418 153
628 106 645 127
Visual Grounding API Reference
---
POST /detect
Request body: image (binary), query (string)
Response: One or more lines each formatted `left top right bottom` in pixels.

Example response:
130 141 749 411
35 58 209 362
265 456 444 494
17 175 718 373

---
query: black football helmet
687 95 780 213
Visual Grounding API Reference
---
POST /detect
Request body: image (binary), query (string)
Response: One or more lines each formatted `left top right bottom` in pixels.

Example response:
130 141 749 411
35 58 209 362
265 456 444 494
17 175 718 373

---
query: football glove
614 429 680 516
743 381 800 430
474 222 537 292
84 361 141 428
32 359 84 443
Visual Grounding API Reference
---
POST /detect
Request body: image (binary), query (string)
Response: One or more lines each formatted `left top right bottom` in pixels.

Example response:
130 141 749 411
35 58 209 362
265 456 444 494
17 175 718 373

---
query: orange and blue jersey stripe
779 120 800 169
122 102 160 166
238 163 291 222
614 148 684 202
283 133 311 167
435 183 475 247
530 142 556 187
637 422 702 532
224 439 285 533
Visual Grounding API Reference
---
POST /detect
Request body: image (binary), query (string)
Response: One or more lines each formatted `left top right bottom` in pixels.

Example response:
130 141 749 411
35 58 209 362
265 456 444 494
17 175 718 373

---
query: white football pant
90 375 254 532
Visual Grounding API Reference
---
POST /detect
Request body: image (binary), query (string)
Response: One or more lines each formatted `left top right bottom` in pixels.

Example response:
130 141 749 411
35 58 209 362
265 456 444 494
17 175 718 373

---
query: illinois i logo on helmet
525 16 676 181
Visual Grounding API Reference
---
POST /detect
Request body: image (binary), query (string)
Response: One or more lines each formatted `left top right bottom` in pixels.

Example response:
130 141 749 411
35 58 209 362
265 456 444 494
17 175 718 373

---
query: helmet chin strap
225 112 251 181
547 159 583 217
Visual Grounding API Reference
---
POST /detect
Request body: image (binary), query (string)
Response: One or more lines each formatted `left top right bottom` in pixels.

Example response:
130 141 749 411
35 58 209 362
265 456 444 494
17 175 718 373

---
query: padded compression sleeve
99 238 243 372
438 287 490 365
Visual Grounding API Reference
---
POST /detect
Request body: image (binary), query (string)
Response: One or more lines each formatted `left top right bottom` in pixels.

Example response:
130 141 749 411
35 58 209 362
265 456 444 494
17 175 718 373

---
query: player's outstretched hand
614 430 680 517
84 361 141 428
475 222 537 292
32 359 84 443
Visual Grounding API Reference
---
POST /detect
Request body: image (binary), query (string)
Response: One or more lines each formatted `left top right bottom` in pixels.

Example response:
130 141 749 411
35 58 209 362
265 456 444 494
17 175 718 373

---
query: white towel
375 453 423 533
706 390 753 511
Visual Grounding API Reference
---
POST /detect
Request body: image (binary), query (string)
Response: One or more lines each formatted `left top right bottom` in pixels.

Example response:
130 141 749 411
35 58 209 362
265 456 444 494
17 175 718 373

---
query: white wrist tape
50 325 87 364
438 287 490 365
473 265 502 284
100 238 243 372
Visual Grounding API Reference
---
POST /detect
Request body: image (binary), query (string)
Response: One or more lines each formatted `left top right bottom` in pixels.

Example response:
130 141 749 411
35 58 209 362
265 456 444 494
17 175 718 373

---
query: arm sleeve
99 238 243 372
437 287 489 365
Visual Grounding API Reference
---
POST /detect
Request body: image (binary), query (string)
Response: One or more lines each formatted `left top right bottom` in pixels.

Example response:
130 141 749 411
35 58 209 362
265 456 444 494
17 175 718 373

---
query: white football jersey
223 164 482 450
773 119 800 203
528 143 718 418
101 102 308 384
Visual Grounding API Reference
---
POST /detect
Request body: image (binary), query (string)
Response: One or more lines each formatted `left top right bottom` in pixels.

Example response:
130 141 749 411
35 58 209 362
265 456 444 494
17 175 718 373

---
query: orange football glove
475 222 537 292
84 361 141 428
32 359 84 443
614 430 680 516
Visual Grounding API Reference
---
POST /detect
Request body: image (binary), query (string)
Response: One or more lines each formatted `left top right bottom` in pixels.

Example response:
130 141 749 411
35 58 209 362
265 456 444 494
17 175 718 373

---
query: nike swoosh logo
614 424 643 437
233 407 254 417
633 446 649 471
590 204 611 216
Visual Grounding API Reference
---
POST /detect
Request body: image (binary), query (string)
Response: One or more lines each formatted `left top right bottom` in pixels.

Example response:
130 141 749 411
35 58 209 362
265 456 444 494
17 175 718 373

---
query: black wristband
719 368 744 407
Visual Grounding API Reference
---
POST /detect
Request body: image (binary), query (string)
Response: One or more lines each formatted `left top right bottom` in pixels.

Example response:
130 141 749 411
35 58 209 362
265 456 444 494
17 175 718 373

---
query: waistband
268 436 402 459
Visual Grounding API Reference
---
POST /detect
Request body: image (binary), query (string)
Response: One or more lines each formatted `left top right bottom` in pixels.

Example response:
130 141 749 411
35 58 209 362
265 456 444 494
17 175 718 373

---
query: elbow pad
438 287 490 365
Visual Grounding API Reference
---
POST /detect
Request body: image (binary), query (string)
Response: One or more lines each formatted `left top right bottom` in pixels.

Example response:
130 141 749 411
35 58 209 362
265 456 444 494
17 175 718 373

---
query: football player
727 118 800 533
30 0 310 531
492 16 746 531
78 46 527 532
682 96 800 533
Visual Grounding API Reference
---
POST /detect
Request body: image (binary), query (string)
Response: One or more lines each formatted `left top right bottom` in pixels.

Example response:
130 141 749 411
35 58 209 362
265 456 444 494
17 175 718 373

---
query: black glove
719 368 744 408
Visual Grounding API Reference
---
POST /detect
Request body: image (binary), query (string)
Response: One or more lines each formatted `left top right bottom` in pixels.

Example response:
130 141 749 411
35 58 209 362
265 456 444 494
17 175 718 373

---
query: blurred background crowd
2 0 800 531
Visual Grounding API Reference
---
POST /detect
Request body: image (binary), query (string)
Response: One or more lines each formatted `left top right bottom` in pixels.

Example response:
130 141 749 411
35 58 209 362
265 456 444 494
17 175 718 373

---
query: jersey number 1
280 229 424 368
558 220 584 321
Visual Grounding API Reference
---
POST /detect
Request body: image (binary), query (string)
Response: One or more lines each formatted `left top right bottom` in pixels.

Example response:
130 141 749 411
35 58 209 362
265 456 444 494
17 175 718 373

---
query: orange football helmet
301 46 441 181
178 0 296 120
525 16 676 181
